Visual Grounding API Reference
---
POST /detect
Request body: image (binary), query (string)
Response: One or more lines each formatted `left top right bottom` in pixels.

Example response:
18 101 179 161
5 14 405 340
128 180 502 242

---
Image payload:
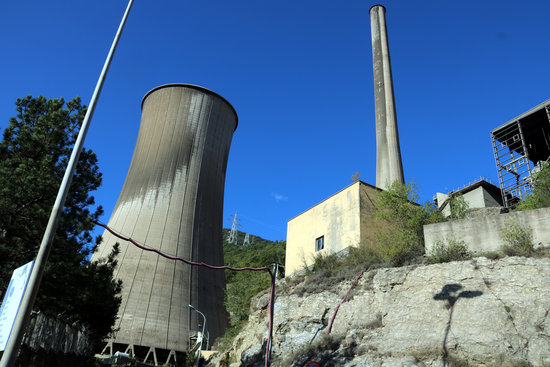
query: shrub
375 229 424 266
374 181 445 266
282 334 343 367
426 239 472 264
500 222 534 256
346 242 383 269
311 251 342 273
516 161 550 210
449 194 469 220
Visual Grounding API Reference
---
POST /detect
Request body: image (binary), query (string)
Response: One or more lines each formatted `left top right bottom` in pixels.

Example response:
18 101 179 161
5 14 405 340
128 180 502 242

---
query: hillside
209 256 550 367
221 229 286 344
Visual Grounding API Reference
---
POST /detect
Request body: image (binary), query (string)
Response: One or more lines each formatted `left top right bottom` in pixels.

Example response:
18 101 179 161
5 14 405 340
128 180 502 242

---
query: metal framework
491 99 550 207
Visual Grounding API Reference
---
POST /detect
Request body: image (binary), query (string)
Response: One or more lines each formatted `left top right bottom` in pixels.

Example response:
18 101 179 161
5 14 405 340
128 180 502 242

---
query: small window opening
315 236 324 251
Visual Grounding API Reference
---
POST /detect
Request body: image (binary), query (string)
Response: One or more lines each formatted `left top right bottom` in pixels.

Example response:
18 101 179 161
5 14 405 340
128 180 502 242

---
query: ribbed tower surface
93 84 237 357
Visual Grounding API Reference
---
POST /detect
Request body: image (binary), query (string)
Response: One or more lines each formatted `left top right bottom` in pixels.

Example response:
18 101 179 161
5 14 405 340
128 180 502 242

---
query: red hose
325 270 364 335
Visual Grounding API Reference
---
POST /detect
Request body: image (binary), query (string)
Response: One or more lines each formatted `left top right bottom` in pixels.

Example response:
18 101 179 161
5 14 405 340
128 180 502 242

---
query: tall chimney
370 5 405 189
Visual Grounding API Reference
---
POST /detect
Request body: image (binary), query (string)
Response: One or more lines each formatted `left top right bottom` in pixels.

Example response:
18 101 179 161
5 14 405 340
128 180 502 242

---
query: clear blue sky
1 1 548 241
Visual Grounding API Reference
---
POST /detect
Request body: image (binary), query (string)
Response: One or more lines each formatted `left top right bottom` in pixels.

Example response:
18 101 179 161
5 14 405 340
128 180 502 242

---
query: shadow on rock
434 284 483 367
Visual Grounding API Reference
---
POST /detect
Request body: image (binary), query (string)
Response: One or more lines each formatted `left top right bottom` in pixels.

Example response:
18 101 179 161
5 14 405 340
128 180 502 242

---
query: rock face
208 257 550 367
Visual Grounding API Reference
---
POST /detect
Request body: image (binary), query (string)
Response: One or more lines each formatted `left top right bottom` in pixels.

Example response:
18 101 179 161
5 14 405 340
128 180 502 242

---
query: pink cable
95 221 275 367
325 270 365 335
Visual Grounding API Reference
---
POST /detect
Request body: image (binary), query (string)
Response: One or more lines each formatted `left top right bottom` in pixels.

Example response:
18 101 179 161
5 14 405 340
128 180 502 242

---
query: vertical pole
0 1 134 366
491 131 507 207
370 5 404 190
267 264 277 365
517 120 532 199
189 305 206 367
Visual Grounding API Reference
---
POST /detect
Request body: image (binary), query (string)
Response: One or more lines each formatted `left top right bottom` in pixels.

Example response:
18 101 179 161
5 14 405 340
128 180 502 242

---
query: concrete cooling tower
92 84 237 363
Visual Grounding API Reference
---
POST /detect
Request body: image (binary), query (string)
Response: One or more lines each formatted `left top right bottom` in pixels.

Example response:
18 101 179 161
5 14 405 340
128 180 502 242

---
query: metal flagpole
0 0 134 365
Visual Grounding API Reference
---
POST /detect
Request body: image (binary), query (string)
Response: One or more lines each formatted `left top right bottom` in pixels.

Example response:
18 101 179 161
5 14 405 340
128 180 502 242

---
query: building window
315 236 324 251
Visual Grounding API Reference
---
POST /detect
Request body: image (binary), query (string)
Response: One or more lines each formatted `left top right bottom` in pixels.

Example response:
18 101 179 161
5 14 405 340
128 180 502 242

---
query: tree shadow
433 284 483 367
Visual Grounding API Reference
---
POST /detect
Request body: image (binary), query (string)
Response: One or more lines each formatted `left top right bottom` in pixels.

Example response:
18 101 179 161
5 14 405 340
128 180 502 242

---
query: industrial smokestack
92 84 237 360
370 4 405 189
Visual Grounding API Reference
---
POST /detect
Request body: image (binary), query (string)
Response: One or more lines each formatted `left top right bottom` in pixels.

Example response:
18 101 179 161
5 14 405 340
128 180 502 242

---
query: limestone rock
207 257 550 367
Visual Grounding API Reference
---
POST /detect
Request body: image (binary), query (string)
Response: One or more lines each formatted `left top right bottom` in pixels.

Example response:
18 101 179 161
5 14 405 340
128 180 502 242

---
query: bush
346 242 383 269
374 181 445 266
516 161 550 210
310 251 342 274
282 334 343 367
374 229 424 266
449 194 469 220
500 222 534 257
426 239 472 264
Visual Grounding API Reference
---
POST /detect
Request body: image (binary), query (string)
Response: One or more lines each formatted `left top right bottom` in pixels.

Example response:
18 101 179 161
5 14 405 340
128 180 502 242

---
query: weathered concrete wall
439 186 502 218
286 182 385 276
424 207 550 254
92 84 236 353
482 187 501 207
358 183 386 247
286 182 361 276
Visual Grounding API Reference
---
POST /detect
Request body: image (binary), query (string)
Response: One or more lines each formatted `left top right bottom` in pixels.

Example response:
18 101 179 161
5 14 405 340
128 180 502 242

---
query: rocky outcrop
208 257 550 367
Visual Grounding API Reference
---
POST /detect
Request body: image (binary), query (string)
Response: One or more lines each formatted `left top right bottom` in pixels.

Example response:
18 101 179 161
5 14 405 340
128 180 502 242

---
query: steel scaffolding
491 100 550 207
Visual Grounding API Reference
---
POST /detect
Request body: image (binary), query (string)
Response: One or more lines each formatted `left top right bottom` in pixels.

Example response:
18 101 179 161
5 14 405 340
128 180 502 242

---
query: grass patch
294 242 387 297
282 334 344 367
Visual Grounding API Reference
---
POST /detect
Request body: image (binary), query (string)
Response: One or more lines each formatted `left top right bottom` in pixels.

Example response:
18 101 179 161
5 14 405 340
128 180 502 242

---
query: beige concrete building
92 84 237 363
285 181 384 276
435 180 503 218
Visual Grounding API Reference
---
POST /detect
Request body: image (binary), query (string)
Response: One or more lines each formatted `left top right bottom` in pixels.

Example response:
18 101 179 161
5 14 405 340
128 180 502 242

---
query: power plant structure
491 99 550 207
92 84 237 363
370 4 405 189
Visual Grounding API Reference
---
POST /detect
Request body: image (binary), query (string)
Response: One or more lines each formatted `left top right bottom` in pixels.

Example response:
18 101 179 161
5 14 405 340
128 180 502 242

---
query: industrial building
92 84 237 364
286 6 405 276
286 181 386 276
491 99 550 207
434 179 503 217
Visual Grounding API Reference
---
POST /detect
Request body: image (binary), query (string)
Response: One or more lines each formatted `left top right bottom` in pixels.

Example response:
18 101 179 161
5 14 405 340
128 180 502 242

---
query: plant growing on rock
500 222 534 257
426 238 472 264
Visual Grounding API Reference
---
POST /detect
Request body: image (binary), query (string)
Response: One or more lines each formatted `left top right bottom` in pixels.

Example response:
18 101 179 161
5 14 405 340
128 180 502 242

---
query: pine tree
0 95 121 345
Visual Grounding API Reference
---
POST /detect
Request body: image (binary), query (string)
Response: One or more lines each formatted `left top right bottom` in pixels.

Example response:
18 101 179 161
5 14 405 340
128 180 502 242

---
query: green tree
449 193 469 220
374 181 444 266
219 230 285 347
0 95 121 346
516 162 550 210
